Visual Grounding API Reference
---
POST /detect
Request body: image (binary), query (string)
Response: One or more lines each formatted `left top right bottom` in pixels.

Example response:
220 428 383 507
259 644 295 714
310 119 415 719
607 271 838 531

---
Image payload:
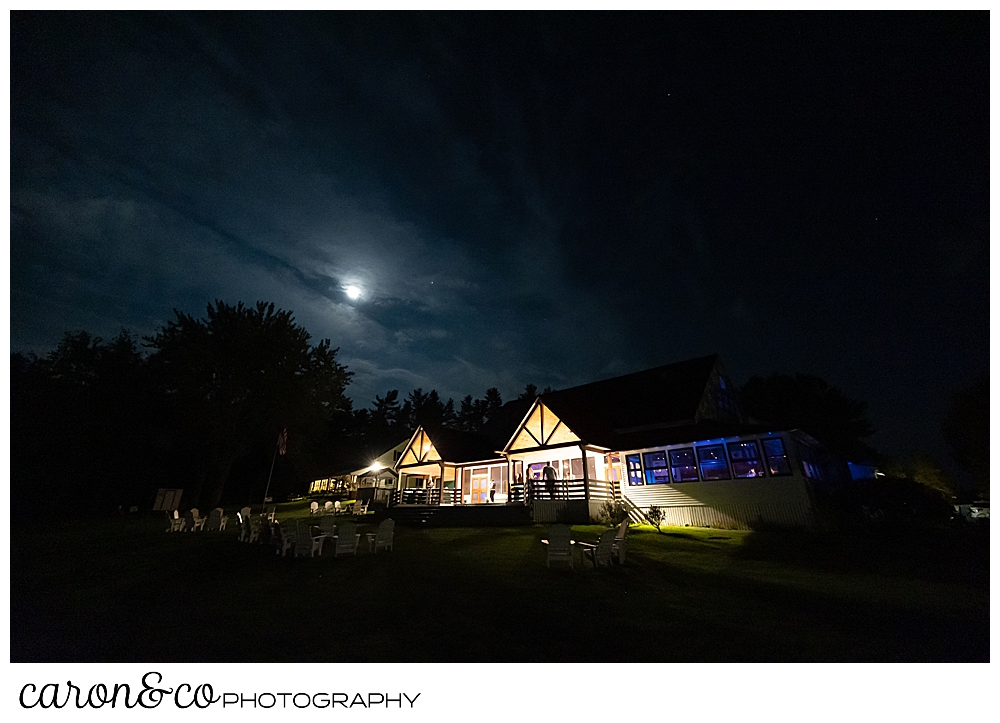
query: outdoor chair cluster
311 500 365 516
267 517 394 558
165 507 228 533
544 519 629 569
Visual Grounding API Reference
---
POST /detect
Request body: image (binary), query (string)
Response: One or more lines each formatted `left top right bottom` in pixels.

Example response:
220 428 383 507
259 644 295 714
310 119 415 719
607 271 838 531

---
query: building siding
621 475 814 529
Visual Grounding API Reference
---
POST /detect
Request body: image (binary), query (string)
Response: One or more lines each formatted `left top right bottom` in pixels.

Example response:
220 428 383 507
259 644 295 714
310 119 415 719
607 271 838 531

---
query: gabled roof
530 354 725 450
425 426 502 463
396 425 503 468
480 397 534 450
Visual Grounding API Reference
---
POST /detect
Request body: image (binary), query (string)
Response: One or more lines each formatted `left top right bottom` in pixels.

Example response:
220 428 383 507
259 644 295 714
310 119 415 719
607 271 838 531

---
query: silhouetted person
542 462 557 499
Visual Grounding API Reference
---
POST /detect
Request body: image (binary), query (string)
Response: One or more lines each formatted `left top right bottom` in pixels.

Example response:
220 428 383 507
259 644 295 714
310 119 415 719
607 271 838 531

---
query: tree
518 383 539 401
146 301 352 508
942 379 989 499
482 387 503 422
11 329 158 512
739 374 877 459
884 453 958 499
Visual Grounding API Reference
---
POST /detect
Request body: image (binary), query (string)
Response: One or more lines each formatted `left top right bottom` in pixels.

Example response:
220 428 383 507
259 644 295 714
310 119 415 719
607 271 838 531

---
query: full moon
344 285 362 300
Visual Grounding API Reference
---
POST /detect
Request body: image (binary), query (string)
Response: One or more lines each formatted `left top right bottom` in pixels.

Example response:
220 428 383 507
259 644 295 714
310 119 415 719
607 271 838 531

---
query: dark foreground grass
10 509 989 662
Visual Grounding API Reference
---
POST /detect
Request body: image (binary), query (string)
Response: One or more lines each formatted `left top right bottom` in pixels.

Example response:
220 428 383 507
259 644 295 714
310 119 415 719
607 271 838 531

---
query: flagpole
263 428 287 513
262 442 278 514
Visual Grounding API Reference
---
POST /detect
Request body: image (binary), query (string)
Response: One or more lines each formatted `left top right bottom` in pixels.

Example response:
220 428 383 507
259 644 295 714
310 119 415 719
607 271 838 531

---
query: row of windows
625 438 792 486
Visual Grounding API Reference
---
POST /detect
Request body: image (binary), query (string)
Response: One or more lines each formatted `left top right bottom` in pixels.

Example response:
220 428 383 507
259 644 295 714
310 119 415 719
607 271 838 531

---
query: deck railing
389 479 619 506
526 478 617 501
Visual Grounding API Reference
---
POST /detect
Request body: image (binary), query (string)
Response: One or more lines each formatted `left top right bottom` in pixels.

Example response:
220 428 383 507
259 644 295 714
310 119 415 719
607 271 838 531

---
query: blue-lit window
669 448 699 482
642 450 670 484
626 454 644 486
697 445 731 480
728 441 765 478
761 438 791 476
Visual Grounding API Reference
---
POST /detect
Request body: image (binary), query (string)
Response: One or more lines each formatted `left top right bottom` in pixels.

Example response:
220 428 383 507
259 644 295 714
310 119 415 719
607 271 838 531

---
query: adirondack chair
318 515 337 540
183 509 198 532
334 501 343 515
248 515 262 543
204 508 223 532
352 501 368 517
324 501 334 514
544 524 575 569
369 518 395 553
580 528 616 568
188 508 207 531
275 521 296 557
310 501 320 515
612 518 629 564
165 510 184 532
332 521 361 557
294 521 325 557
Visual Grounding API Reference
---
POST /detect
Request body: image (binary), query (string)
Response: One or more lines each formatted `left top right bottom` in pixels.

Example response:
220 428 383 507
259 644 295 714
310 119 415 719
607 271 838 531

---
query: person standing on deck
542 462 557 499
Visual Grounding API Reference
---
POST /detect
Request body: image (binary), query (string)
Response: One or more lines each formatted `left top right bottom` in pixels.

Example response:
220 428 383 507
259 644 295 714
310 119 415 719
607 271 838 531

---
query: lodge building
391 355 845 529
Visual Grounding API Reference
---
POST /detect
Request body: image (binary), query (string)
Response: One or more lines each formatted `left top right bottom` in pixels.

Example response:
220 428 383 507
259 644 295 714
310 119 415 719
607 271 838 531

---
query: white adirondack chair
165 510 184 532
544 524 575 569
370 518 395 553
318 515 337 539
248 515 262 543
612 518 629 564
334 501 343 514
353 501 368 517
310 501 320 515
332 521 361 557
276 521 296 557
204 508 224 532
324 501 334 514
581 528 616 568
294 521 325 557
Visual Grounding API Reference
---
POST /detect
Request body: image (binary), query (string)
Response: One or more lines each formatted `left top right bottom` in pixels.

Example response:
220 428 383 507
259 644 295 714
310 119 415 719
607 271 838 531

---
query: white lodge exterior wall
621 475 814 529
615 431 819 529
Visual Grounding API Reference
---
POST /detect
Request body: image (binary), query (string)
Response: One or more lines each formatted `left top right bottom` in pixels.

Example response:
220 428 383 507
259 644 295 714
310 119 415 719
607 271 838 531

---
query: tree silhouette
146 301 352 508
739 374 876 459
942 379 989 499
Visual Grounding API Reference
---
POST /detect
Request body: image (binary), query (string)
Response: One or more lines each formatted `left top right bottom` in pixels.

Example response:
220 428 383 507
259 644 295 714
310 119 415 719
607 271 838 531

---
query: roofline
501 397 544 454
393 425 427 473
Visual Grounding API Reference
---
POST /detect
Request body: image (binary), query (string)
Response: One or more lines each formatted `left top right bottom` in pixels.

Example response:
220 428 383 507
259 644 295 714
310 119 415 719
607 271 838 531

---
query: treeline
10 301 548 514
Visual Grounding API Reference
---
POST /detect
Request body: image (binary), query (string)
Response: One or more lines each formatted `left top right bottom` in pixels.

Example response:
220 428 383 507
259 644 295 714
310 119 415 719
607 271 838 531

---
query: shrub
645 504 665 533
597 499 629 526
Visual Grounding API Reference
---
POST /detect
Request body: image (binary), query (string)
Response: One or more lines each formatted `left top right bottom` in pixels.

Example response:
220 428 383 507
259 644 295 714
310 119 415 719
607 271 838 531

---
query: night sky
9 12 989 462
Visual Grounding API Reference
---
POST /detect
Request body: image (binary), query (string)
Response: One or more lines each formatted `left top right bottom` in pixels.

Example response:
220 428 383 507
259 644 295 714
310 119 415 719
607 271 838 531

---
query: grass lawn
10 505 989 662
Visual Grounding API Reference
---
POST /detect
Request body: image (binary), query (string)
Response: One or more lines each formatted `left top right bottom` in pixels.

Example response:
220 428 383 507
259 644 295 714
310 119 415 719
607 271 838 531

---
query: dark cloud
10 11 988 460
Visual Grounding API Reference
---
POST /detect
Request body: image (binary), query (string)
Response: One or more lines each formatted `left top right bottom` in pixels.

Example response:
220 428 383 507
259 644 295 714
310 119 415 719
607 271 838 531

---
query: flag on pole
278 428 288 455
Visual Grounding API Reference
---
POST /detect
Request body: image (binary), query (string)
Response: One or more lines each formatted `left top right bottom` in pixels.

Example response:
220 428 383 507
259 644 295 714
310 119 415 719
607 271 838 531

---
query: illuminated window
669 448 699 482
697 445 731 480
728 441 765 478
642 450 671 484
625 454 644 486
761 438 792 476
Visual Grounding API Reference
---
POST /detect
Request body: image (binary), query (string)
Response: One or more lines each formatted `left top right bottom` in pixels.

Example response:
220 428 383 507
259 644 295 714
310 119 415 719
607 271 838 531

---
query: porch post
581 445 590 502
439 462 445 505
